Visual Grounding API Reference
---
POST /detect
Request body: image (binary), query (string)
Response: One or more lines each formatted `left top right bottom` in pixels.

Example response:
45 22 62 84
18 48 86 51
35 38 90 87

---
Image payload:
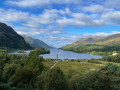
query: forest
0 48 120 90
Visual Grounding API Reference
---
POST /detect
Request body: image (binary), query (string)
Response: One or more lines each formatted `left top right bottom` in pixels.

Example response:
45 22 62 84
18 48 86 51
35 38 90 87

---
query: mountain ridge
22 35 54 49
0 22 33 49
61 34 120 55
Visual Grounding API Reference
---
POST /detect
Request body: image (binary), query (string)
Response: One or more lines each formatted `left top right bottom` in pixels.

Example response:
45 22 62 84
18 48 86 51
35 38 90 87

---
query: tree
44 67 67 90
2 63 21 83
10 67 37 88
68 75 81 90
102 63 120 90
35 71 46 89
25 51 45 75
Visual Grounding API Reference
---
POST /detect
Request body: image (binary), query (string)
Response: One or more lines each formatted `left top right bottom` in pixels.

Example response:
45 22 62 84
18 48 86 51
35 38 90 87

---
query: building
112 53 118 56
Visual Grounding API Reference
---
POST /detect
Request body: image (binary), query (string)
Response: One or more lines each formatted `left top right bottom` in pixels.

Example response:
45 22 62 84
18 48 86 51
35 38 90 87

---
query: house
112 53 118 56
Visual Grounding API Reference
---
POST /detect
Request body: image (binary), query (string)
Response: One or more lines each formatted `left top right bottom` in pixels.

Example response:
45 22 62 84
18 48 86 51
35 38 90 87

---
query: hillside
61 34 120 55
0 22 32 49
22 35 53 49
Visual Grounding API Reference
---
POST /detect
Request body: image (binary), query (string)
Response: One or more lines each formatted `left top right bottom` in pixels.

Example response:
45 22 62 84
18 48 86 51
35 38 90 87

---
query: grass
43 59 120 76
54 61 103 75
43 61 55 68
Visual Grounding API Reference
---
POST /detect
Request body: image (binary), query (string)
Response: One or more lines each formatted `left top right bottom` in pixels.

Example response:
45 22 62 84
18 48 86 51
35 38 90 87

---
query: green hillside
0 22 32 50
61 34 120 55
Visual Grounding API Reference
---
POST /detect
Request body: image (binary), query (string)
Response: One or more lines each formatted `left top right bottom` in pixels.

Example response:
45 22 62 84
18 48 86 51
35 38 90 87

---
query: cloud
105 0 120 9
0 8 105 28
0 8 58 25
83 32 111 37
83 31 120 37
0 9 30 22
6 0 82 8
83 5 113 13
1 6 120 47
56 13 105 27
40 31 120 47
102 11 120 25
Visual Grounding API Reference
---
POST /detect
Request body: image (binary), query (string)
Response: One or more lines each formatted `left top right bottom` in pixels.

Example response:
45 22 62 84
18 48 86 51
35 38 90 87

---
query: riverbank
61 48 118 56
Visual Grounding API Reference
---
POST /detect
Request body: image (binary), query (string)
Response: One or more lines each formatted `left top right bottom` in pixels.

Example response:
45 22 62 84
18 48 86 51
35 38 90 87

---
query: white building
112 53 118 56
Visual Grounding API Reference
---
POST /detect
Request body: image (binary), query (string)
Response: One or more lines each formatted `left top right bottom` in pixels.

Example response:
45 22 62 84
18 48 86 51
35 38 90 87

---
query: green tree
102 63 120 90
10 67 37 88
2 63 21 83
35 71 46 89
25 51 45 75
44 67 67 90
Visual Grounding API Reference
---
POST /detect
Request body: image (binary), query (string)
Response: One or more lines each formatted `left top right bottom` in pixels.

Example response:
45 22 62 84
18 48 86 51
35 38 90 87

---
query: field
43 61 56 68
54 62 102 75
43 59 120 76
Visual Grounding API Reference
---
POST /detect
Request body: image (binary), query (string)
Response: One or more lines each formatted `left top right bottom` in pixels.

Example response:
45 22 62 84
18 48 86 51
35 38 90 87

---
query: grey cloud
105 0 120 9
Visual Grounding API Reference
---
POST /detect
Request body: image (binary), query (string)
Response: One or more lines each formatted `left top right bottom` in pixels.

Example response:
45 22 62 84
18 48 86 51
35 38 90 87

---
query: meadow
43 59 120 76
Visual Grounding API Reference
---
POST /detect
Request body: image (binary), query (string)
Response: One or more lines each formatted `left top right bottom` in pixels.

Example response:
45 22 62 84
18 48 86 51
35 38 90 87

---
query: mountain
22 35 53 49
61 34 120 55
0 22 32 49
75 36 103 43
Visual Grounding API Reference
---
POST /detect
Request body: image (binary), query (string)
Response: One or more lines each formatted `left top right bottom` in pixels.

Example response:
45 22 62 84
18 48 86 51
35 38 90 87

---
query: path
50 61 59 69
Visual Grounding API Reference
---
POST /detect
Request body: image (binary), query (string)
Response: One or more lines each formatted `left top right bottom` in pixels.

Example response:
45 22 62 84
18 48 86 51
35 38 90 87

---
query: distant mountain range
61 34 120 54
22 35 54 49
0 22 32 49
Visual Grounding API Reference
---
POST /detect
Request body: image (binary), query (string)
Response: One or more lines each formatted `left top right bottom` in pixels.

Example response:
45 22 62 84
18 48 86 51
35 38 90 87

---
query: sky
1 0 120 47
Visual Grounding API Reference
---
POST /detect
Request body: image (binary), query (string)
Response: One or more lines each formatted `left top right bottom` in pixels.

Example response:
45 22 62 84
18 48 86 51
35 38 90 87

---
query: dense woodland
0 48 120 90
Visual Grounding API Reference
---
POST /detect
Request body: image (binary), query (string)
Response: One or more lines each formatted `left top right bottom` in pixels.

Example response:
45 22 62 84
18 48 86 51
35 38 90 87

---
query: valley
0 22 120 90
1 0 120 89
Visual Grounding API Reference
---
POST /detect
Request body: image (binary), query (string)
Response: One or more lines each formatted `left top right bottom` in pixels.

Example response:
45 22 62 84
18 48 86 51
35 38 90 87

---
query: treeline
103 54 120 63
29 48 50 55
62 44 120 56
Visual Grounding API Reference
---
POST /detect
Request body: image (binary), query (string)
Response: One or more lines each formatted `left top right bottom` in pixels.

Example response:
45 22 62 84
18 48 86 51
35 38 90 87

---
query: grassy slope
63 37 120 49
61 34 120 55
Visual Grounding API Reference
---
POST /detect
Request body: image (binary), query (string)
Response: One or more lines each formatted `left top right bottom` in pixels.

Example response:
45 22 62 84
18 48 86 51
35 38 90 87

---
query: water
40 49 102 59
8 50 31 54
8 49 102 59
